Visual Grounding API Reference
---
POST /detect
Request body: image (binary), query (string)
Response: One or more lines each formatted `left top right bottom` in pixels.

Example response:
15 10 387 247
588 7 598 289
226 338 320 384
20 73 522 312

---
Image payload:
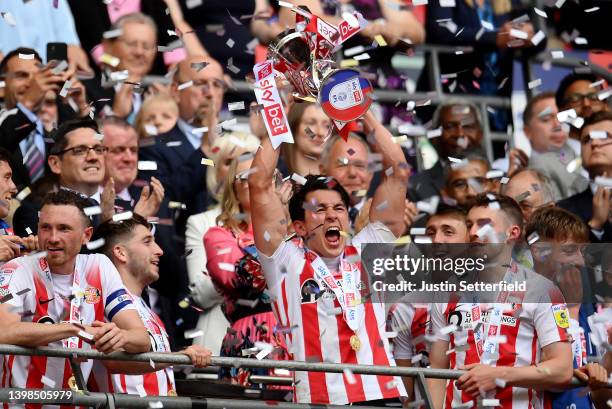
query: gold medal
349 333 361 351
167 389 177 396
68 376 78 391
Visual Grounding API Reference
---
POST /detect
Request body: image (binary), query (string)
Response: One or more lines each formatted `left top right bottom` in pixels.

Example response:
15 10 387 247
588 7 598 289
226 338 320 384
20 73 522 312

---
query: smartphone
46 42 68 64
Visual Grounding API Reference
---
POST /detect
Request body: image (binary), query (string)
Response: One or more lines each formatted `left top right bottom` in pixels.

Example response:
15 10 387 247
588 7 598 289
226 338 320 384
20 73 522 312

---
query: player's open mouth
324 226 341 246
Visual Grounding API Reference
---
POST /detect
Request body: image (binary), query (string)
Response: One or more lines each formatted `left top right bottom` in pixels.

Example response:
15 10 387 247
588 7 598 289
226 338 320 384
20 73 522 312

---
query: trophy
267 6 373 136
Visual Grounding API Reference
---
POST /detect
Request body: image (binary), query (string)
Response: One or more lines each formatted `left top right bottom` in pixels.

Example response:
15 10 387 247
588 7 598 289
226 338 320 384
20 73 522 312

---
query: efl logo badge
552 304 570 329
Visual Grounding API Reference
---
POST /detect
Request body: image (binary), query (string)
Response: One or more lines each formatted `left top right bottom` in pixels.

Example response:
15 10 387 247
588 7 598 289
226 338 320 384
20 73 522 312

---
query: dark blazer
557 188 612 243
66 0 174 76
407 160 445 203
0 108 58 190
138 125 212 226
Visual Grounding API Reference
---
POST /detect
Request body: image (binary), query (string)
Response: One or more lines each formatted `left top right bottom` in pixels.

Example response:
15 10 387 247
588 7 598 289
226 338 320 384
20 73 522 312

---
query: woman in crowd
185 132 260 353
203 155 291 386
281 102 331 176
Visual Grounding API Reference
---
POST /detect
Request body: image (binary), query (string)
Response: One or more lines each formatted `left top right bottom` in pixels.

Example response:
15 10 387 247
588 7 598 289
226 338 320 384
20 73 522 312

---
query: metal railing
0 344 609 409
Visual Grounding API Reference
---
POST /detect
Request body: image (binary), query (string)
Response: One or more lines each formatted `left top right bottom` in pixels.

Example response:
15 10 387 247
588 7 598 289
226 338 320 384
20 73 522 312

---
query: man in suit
558 111 612 243
0 47 92 189
138 56 225 222
408 99 486 202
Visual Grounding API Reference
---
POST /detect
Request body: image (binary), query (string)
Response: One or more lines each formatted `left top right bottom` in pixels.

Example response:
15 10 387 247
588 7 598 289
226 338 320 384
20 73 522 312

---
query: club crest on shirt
0 272 13 287
300 278 322 304
84 287 101 304
38 258 49 272
551 304 570 329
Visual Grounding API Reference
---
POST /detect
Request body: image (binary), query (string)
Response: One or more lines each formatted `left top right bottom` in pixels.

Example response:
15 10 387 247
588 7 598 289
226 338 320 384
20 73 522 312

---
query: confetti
590 130 607 140
137 161 157 171
533 7 547 18
374 34 387 47
16 187 31 201
102 28 123 39
486 170 504 179
440 0 456 6
144 124 158 136
343 368 357 384
51 60 69 75
201 158 215 167
551 50 565 59
237 298 259 308
41 375 56 388
566 158 581 173
18 53 35 60
452 401 474 409
86 238 105 251
353 53 371 61
510 29 528 40
191 61 210 72
514 191 531 202
148 402 163 409
59 80 72 98
482 399 500 407
178 80 193 91
528 78 542 89
228 101 245 111
226 38 235 48
218 262 234 272
256 349 271 360
440 324 458 335
25 227 33 235
168 201 186 209
112 211 133 222
100 53 120 67
291 173 307 185
263 231 271 242
426 127 442 139
78 330 94 341
584 6 600 13
186 0 202 8
594 176 612 188
411 353 424 364
192 126 209 134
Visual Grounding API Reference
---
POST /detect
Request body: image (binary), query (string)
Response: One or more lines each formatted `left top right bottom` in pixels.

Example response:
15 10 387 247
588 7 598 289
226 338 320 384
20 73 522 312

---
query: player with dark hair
0 189 150 395
249 110 410 405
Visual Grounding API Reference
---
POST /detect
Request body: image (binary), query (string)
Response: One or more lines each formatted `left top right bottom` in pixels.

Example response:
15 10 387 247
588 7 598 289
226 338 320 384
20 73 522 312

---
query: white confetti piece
51 60 69 75
451 401 474 409
184 329 204 339
237 298 259 308
201 158 215 167
86 238 105 251
78 330 94 341
25 227 33 235
102 28 123 39
481 20 494 31
1 12 16 26
574 37 588 45
18 53 35 60
16 187 31 201
594 176 612 188
486 170 504 179
218 262 234 272
192 126 208 134
590 130 607 139
112 211 133 222
59 80 72 98
101 53 120 67
527 232 540 245
551 50 565 59
291 173 307 185
178 80 193 91
144 124 158 136
138 161 157 171
412 0 428 4
228 101 245 111
482 399 500 407
440 0 455 6
186 0 202 8
414 236 432 244
411 353 423 364
495 378 507 388
256 349 271 360
343 368 357 384
384 331 398 339
528 78 542 89
148 402 163 409
226 38 235 48
353 53 371 61
41 375 56 387
263 231 271 242
584 6 600 13
168 201 186 209
166 141 182 147
566 158 581 173
510 29 528 39
278 1 293 8
533 7 547 18
410 227 426 235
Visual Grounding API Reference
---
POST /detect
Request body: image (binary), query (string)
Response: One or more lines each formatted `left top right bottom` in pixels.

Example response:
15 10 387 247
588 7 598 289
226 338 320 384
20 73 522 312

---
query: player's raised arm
249 136 288 256
364 111 410 237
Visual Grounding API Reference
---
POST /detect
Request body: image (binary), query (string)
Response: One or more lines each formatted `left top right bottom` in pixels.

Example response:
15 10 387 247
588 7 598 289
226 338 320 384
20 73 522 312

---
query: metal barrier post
415 372 435 409
69 355 88 392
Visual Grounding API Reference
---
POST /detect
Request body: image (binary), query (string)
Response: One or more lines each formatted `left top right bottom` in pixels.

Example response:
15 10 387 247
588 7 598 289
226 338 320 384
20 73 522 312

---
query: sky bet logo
263 103 288 136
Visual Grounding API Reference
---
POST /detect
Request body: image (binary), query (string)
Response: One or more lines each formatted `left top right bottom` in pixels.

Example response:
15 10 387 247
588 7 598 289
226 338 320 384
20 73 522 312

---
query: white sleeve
530 277 570 348
185 213 211 282
353 222 397 250
429 303 450 342
99 255 135 321
388 303 416 360
0 260 34 317
257 240 301 291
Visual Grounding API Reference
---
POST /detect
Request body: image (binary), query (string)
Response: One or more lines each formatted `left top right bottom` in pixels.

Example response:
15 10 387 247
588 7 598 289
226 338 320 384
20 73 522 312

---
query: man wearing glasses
85 13 159 120
558 112 612 243
442 154 496 209
555 73 610 143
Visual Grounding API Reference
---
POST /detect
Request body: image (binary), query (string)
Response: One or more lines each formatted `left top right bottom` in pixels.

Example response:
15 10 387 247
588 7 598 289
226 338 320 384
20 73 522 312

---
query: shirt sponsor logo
551 304 570 329
262 103 289 136
448 310 518 329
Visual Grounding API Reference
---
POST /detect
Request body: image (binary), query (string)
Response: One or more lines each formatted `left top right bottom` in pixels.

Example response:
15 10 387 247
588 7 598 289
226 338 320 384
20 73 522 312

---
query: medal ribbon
305 249 362 332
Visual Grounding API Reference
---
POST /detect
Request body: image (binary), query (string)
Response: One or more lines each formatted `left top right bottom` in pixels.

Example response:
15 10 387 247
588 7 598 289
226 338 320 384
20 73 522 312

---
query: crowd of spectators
0 0 610 407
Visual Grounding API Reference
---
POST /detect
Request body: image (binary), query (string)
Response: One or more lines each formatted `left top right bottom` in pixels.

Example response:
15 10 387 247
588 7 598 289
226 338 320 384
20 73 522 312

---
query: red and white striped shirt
259 222 406 405
387 296 430 363
89 294 176 396
0 254 135 409
429 264 570 409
